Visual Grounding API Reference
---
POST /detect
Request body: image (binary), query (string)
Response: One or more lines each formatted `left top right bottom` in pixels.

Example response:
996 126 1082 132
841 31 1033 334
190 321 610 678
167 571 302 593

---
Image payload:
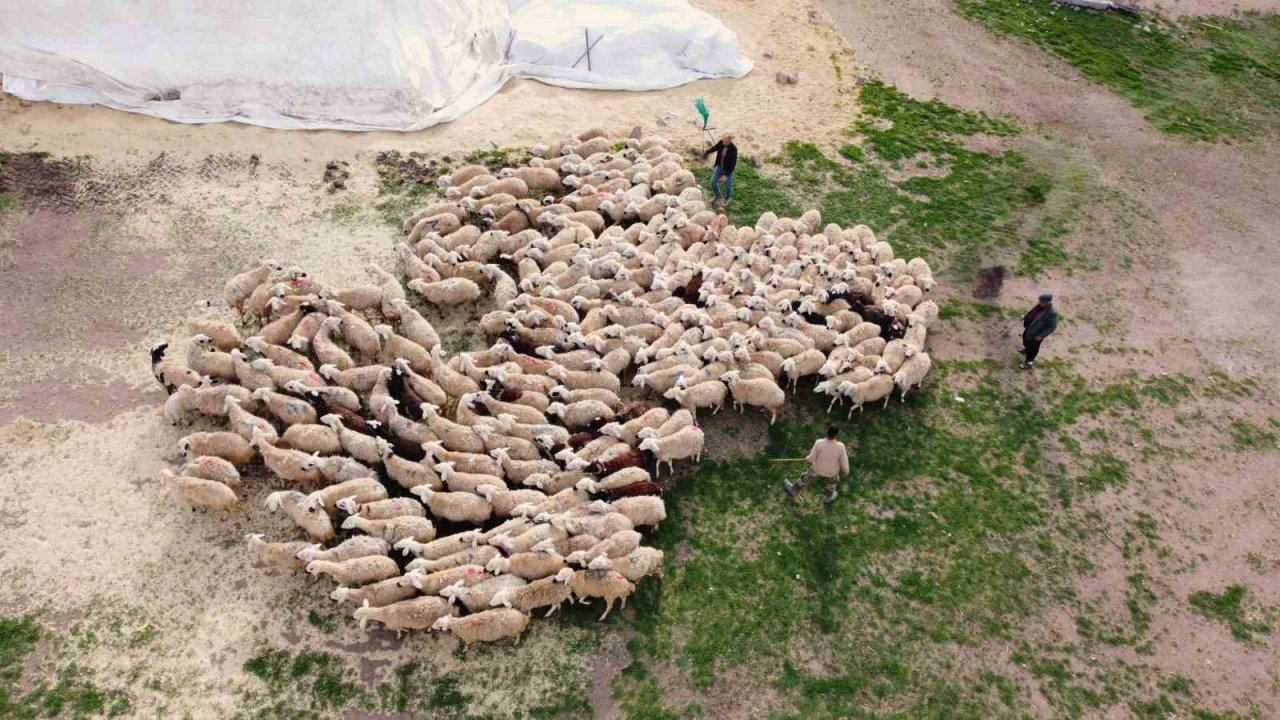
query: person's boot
1019 361 1034 370
822 486 838 505
783 479 801 498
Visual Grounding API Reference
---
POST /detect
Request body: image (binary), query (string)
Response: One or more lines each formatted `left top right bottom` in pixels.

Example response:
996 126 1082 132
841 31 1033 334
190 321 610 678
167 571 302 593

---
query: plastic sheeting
0 0 752 132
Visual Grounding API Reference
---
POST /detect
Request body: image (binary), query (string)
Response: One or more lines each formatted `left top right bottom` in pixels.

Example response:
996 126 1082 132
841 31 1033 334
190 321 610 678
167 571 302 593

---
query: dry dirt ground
1 0 1279 717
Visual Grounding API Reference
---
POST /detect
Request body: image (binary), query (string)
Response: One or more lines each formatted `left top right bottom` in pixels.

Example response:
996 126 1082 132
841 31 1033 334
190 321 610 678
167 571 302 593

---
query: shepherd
782 425 849 505
700 133 737 208
1019 293 1059 370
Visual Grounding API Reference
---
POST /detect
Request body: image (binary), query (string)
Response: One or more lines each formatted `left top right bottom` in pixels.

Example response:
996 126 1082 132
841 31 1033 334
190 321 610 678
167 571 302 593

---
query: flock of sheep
149 128 937 646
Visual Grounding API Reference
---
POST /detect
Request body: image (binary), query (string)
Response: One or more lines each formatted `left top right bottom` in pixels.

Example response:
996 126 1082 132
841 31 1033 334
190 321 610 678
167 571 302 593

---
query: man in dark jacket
700 133 737 207
1020 293 1059 370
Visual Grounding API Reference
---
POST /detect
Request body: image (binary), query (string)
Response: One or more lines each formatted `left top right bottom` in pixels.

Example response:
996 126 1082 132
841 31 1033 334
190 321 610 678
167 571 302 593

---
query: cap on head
1038 293 1054 303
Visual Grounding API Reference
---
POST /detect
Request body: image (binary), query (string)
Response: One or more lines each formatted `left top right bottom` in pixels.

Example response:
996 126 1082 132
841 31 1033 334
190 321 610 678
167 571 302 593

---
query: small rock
750 156 764 169
656 117 668 127
775 71 799 85
855 76 870 87
629 125 643 139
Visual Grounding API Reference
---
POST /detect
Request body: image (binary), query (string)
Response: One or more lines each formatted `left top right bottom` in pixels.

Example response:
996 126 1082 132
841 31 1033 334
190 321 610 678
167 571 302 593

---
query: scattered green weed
1188 585 1274 642
0 616 132 719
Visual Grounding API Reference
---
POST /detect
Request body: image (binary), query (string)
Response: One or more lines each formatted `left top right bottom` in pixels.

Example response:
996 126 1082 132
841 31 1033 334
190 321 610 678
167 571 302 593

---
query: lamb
308 476 388 512
306 556 401 587
354 597 456 636
180 456 241 488
243 336 312 371
550 510 634 539
411 487 492 525
839 375 896 416
579 467 653 495
337 497 426 521
489 448 557 484
225 396 276 445
599 407 669 446
390 299 441 350
612 547 665 583
436 462 505 494
312 317 355 371
490 568 575 616
408 277 482 307
637 425 705 477
251 388 317 426
892 351 932 401
420 405 486 454
720 371 786 424
484 544 567 580
405 545 500 574
546 399 615 429
265 490 334 542
253 429 323 484
663 380 726 419
179 432 254 468
781 348 827 391
281 423 341 455
341 514 436 544
245 534 310 572
547 365 621 393
403 564 489 595
440 575 528 613
296 535 391 563
160 470 241 512
331 577 418 608
224 260 282 312
609 496 667 529
149 342 201 394
380 446 443 491
321 415 388 465
475 484 546 518
568 569 635 620
432 608 531 647
423 442 501 477
394 529 484 561
309 454 375 484
564 531 642 567
905 257 936 291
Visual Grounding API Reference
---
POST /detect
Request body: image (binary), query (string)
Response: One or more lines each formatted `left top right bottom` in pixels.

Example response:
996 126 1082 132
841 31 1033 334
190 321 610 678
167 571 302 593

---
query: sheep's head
587 556 614 571
552 567 575 583
638 437 658 452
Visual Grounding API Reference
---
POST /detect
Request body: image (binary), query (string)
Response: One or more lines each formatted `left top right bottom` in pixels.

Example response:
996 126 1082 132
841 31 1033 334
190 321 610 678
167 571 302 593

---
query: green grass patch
1188 585 1274 643
1228 418 1279 449
0 616 132 719
695 81 1081 279
956 2 1280 140
615 361 1234 716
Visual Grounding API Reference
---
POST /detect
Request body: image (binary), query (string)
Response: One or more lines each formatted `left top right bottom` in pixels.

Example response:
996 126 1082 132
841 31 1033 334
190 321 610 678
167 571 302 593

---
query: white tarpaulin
0 0 752 132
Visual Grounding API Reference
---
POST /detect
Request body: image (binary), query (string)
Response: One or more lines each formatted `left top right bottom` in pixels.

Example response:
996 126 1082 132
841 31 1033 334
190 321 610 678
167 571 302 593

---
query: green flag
694 97 709 127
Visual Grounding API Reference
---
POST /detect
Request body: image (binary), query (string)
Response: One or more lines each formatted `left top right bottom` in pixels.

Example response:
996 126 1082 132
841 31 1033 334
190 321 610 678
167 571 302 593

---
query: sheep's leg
600 598 615 621
544 604 558 618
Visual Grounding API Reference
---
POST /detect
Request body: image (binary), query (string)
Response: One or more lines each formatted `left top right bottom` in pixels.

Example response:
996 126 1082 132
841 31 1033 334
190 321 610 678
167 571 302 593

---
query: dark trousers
1023 333 1043 363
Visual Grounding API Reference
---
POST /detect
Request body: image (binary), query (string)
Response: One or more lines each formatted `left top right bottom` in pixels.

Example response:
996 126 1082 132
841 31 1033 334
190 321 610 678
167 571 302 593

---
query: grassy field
955 2 1280 141
2 74 1276 718
696 81 1083 280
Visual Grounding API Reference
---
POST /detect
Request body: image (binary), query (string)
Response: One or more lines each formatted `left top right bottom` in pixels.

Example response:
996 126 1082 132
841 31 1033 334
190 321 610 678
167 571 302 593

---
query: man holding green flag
700 132 738 207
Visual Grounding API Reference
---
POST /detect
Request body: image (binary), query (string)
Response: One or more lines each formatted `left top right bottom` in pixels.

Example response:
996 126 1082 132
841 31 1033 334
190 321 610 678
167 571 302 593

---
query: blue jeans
710 165 734 202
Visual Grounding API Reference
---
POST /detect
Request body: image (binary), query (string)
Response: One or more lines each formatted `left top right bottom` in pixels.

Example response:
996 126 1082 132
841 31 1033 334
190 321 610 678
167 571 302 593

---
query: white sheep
609 496 667 529
411 487 493 525
490 568 575 616
296 535 391 563
569 569 635 620
179 432 254 468
245 534 310 572
336 497 425 521
160 470 241 512
265 490 334 542
439 576 528 613
432 608 531 647
720 371 786 424
180 456 241 488
331 577 418 608
663 380 726 419
353 597 456 637
307 556 401 587
341 514 436 544
892 351 932 401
